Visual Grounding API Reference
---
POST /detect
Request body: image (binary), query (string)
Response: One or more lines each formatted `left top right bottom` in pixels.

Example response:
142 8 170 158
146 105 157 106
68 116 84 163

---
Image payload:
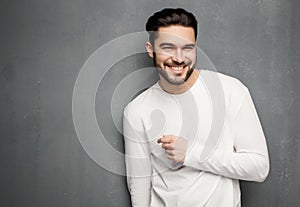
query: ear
146 42 154 58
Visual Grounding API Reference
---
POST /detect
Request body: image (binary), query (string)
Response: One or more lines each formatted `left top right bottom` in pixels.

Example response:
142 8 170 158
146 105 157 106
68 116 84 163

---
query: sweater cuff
184 143 203 167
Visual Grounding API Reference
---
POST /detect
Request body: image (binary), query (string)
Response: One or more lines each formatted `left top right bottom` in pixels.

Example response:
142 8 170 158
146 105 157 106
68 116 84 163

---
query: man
123 8 269 207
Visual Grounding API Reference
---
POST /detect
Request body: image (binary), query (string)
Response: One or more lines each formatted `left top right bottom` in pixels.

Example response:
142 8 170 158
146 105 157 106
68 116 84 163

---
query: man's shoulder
201 69 248 94
200 70 250 113
123 82 159 117
201 69 245 86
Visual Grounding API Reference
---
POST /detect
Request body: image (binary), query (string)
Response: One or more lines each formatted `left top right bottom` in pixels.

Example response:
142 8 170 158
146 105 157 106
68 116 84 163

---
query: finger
161 143 174 150
167 155 175 161
158 135 175 144
165 149 175 156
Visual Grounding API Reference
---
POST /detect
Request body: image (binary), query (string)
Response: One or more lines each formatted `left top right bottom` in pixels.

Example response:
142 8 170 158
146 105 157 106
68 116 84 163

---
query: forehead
155 25 196 45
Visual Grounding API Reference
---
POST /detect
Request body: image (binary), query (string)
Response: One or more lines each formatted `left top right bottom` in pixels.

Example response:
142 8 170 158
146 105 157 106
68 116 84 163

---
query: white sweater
123 70 269 207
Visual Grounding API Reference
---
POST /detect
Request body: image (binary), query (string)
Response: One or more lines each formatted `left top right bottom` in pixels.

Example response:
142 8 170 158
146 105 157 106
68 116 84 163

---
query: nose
171 48 184 64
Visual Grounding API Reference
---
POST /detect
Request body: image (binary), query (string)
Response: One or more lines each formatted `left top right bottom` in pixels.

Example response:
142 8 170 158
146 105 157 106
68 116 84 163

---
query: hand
157 135 188 164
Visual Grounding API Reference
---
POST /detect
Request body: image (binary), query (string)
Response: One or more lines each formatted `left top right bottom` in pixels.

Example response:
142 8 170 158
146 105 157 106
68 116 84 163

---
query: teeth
170 66 184 71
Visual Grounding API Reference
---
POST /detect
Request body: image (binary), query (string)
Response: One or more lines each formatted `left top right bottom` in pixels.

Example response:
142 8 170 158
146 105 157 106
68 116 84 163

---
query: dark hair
145 8 198 45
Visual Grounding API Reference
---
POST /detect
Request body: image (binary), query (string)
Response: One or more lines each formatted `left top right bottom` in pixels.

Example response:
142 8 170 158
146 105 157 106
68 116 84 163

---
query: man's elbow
253 156 270 182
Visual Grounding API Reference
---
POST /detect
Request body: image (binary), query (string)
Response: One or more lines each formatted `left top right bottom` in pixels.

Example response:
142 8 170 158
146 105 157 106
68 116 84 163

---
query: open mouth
165 64 187 74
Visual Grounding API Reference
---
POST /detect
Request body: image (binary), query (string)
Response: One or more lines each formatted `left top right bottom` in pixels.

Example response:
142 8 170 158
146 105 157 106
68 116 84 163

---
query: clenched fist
158 135 188 164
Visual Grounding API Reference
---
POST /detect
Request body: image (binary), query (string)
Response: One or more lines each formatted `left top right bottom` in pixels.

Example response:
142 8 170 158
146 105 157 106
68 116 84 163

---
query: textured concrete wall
0 0 299 206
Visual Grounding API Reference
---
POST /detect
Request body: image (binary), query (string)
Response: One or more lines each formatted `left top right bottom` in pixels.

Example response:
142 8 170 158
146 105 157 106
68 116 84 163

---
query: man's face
147 25 197 85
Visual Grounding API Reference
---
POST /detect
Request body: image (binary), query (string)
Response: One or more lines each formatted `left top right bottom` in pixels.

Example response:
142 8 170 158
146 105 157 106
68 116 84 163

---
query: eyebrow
159 43 175 47
184 44 196 47
159 43 196 48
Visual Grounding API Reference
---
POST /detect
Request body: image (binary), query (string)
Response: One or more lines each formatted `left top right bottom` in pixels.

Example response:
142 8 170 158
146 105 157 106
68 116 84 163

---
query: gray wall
0 0 299 206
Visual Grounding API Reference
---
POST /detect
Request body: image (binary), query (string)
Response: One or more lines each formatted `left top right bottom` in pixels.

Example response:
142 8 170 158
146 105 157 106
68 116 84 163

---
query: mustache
164 60 192 67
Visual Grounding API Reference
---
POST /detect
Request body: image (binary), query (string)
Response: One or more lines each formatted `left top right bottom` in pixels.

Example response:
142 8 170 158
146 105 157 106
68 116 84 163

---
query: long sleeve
123 107 152 207
184 88 270 182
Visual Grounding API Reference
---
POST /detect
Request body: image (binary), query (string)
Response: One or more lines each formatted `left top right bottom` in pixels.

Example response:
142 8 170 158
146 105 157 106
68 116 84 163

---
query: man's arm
160 88 269 182
185 88 269 181
123 108 152 206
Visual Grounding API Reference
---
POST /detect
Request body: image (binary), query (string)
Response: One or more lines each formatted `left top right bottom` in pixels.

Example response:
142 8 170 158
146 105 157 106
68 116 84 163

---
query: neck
158 69 200 94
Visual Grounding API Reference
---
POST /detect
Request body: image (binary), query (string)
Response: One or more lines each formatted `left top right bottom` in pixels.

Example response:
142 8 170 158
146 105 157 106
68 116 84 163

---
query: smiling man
147 25 196 86
123 8 269 207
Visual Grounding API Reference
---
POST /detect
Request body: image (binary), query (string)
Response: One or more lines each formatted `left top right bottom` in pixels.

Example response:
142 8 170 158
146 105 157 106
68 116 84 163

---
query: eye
162 46 174 51
183 45 195 51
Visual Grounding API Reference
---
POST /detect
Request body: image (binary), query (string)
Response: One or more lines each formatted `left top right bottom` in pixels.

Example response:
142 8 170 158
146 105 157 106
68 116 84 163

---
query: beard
153 53 194 85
